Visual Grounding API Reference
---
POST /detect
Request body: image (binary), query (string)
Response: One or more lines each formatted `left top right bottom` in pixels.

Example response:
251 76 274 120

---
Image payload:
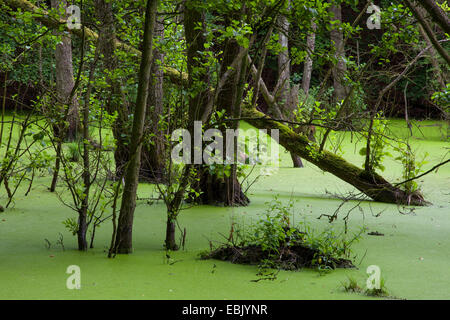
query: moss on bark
242 107 427 206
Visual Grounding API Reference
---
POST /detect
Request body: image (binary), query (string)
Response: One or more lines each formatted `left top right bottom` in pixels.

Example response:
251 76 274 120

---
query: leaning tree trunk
140 18 166 183
242 107 427 206
415 0 450 35
113 0 158 254
403 0 450 67
417 6 447 89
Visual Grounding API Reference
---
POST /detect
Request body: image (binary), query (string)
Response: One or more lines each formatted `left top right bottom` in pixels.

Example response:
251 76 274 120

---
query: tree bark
113 0 158 254
302 21 316 95
241 107 427 206
165 214 178 250
77 211 88 251
404 0 450 66
51 0 80 141
94 0 130 178
140 18 166 182
415 0 450 35
188 10 249 206
277 11 303 167
329 4 349 105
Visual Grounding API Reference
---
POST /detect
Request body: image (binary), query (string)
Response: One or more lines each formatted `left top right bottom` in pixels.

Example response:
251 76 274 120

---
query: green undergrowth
201 197 362 276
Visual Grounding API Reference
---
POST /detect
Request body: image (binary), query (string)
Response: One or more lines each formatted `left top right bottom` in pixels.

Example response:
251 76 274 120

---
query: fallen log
241 107 428 206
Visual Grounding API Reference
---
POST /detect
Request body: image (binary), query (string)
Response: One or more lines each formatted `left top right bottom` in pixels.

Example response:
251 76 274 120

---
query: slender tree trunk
113 0 158 254
329 4 348 106
49 142 61 192
48 0 79 191
302 21 316 95
278 11 303 167
278 14 290 108
94 0 130 179
140 18 166 182
51 0 80 141
77 40 100 251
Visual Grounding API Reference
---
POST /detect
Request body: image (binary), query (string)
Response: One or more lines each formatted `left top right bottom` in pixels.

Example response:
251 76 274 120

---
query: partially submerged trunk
242 107 427 206
165 215 178 251
77 210 88 251
196 166 249 206
200 38 249 206
185 6 249 207
113 0 158 254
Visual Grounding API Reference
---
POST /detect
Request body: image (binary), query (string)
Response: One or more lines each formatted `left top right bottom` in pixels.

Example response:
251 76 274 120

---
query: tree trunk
302 21 316 95
329 4 349 106
195 32 249 206
404 0 450 66
417 8 446 89
113 0 158 254
140 18 166 183
51 0 80 141
290 153 304 167
184 3 248 206
165 215 178 251
77 209 88 251
242 106 427 206
277 11 303 168
94 0 130 179
416 0 450 35
49 141 61 192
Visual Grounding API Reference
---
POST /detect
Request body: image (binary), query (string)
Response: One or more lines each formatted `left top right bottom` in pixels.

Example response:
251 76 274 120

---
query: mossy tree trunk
242 107 427 206
113 0 158 254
